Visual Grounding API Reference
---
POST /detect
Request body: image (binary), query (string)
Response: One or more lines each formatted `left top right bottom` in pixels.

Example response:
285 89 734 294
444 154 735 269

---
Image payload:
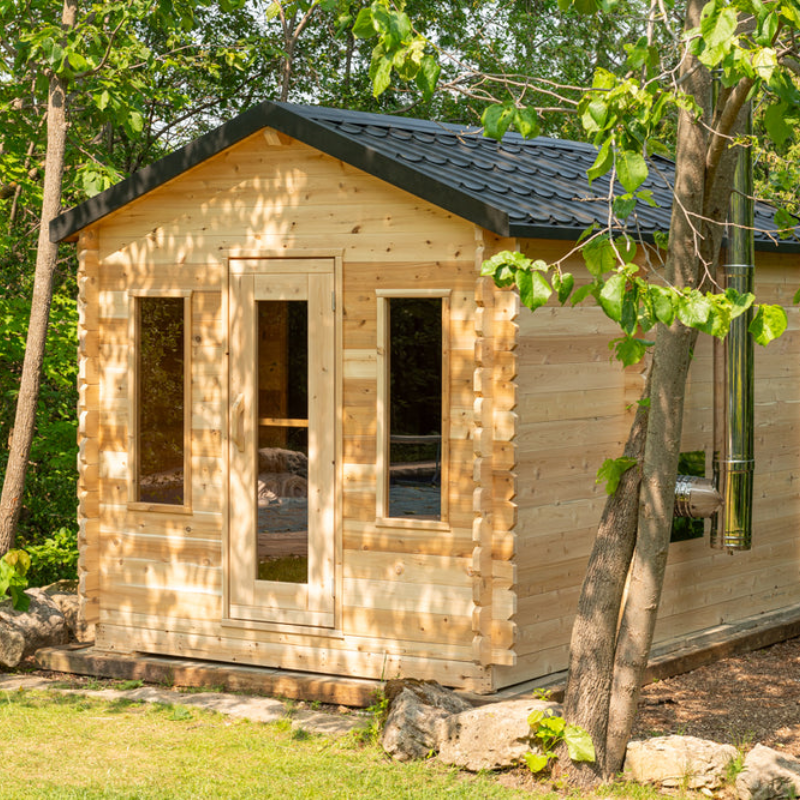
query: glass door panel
228 265 335 627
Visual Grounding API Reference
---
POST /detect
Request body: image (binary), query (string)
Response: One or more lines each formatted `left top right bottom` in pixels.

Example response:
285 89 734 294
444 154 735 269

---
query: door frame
222 251 343 633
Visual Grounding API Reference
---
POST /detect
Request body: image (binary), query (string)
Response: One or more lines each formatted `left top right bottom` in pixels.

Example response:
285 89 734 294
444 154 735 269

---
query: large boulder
381 679 472 762
437 698 561 772
625 735 738 789
0 588 69 667
736 744 800 800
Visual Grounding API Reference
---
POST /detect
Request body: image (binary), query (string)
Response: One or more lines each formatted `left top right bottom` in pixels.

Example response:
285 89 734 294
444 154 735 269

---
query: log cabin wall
496 240 800 688
81 128 511 690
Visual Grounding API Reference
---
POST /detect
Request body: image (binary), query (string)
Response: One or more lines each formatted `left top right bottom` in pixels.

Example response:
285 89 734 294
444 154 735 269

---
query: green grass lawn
0 688 536 800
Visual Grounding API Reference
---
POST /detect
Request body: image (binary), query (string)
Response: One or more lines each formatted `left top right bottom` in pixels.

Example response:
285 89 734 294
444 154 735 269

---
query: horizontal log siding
89 130 494 690
495 243 800 688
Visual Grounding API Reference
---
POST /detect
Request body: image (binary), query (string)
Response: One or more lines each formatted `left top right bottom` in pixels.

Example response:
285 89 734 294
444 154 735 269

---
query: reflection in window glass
672 450 706 542
388 298 442 520
256 301 309 584
137 298 185 505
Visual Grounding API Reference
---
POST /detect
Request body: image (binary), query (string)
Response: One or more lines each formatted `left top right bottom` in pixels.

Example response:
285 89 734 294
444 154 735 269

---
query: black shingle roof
50 101 799 252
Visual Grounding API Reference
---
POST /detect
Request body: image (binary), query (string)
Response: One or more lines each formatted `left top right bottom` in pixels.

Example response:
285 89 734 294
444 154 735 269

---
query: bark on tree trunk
0 0 76 555
561 376 650 784
603 0 711 771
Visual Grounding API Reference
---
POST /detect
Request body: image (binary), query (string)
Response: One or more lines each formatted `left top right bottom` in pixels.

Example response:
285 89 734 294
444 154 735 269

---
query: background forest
0 0 661 585
1 0 797 587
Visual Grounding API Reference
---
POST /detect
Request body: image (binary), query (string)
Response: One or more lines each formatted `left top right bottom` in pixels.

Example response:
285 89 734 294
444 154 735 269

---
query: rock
0 625 26 668
47 593 79 639
0 588 69 667
381 679 472 762
736 744 800 800
625 735 738 789
437 698 561 772
258 448 308 478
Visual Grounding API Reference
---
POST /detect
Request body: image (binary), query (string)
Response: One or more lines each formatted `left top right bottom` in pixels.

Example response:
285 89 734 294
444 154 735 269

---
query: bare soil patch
632 636 800 754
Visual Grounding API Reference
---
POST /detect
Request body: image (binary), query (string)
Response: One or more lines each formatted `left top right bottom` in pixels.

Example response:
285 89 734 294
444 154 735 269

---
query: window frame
375 289 451 530
128 290 193 514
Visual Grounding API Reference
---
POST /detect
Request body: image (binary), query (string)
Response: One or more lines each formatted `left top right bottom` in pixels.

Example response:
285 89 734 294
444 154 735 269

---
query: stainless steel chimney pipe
711 115 756 549
673 96 755 549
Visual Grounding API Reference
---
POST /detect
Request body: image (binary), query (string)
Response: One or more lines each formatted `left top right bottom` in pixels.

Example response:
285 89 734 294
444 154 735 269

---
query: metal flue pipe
672 102 755 549
710 111 755 551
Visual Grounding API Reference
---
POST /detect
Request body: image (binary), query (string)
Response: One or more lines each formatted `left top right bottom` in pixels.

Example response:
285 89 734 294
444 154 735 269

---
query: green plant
533 687 553 701
0 549 30 611
25 527 78 587
724 752 746 785
524 708 595 775
351 686 389 746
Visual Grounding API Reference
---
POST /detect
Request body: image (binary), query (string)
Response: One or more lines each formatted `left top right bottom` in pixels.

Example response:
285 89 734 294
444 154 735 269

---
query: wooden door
228 260 335 627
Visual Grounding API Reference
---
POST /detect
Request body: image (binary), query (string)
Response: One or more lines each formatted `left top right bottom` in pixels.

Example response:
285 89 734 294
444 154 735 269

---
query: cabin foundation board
52 102 800 692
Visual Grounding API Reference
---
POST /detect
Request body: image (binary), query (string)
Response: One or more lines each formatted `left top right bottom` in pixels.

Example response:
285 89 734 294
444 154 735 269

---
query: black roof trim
51 101 800 255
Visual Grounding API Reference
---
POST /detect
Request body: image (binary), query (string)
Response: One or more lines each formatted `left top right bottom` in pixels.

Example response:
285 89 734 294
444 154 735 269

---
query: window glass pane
138 298 185 505
256 301 308 584
672 450 706 542
388 298 442 520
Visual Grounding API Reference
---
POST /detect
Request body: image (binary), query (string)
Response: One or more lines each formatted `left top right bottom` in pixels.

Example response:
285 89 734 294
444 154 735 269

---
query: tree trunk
0 0 76 555
561 376 649 784
603 0 711 771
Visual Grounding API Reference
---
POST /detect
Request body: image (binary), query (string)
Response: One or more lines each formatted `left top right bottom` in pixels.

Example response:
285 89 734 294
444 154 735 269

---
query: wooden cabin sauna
51 102 800 692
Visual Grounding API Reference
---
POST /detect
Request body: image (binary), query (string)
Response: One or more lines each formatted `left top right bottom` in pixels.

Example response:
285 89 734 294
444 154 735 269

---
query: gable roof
51 101 798 252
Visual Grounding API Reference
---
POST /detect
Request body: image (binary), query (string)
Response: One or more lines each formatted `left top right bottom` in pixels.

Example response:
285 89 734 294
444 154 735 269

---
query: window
671 450 706 542
376 291 449 525
131 293 191 509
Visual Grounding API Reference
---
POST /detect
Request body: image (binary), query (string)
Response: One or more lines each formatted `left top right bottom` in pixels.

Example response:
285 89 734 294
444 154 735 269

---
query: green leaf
482 104 515 141
749 304 788 345
514 107 540 139
571 283 595 306
611 335 652 366
554 272 574 305
596 456 638 494
583 236 616 277
587 139 613 183
774 207 797 239
537 715 566 735
764 103 791 147
726 289 755 320
677 290 712 328
370 53 392 97
752 47 777 82
613 194 637 220
793 287 800 305
414 55 440 102
9 586 30 613
701 4 738 49
5 550 31 576
599 273 626 322
616 235 637 263
516 270 553 311
524 752 550 773
582 99 608 133
636 189 657 207
616 150 648 193
353 7 378 38
528 709 545 727
564 725 596 763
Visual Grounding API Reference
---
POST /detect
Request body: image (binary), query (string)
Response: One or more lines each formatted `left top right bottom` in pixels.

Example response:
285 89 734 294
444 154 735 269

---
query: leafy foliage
596 457 639 495
525 706 595 774
0 549 31 611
